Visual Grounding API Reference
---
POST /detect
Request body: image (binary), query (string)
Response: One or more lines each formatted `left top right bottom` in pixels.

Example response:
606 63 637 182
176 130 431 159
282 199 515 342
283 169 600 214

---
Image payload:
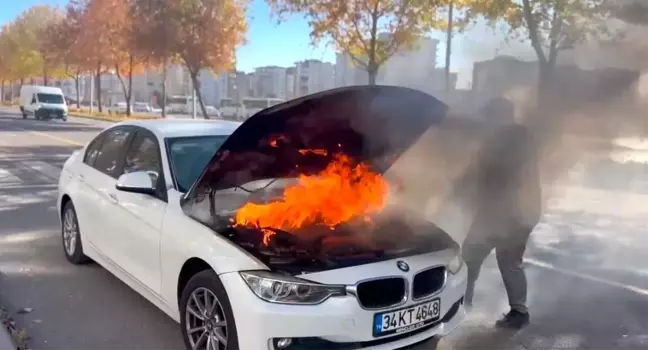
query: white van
19 85 68 121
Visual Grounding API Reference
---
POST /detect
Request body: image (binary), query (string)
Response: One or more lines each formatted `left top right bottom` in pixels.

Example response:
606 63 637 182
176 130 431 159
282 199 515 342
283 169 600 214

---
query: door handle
107 193 118 204
99 189 118 204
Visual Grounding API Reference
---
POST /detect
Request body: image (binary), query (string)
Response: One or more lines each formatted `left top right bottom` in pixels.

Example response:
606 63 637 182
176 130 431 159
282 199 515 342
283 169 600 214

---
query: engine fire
232 153 391 246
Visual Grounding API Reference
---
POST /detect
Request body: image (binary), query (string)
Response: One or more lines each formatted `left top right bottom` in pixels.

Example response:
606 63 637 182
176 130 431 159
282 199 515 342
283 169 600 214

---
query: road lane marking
0 153 70 161
0 168 21 184
0 183 57 190
26 130 84 146
21 161 61 182
525 258 648 297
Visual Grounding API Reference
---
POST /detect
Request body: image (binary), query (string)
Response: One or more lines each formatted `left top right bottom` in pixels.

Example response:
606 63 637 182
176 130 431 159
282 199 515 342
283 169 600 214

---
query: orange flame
269 135 287 147
233 153 390 245
298 149 329 156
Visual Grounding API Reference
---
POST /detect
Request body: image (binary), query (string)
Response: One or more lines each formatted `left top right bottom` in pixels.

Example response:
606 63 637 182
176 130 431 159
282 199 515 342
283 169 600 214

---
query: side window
123 131 165 198
31 94 36 104
93 127 134 178
83 133 106 166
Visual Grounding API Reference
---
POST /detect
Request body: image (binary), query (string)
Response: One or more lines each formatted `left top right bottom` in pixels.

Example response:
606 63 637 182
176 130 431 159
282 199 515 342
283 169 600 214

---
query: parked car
57 86 466 350
133 102 153 113
205 105 221 118
109 102 130 115
19 85 68 121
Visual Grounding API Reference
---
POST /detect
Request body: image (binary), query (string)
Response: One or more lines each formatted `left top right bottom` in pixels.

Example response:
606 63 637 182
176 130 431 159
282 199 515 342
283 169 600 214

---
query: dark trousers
461 222 533 313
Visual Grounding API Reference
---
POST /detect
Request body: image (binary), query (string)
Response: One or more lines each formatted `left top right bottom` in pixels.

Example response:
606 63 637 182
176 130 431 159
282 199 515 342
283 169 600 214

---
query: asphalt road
0 106 646 350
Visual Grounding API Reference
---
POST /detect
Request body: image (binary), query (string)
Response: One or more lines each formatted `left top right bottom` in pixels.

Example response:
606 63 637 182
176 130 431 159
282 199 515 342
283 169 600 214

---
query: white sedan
57 86 467 350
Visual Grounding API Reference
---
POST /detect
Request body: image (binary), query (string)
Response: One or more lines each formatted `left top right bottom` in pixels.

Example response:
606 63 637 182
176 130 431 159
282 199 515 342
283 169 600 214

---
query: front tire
180 270 239 350
61 201 91 264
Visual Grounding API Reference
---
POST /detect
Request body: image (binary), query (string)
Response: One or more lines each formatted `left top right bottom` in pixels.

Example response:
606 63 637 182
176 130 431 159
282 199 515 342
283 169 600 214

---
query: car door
73 131 108 245
111 128 167 293
80 126 136 260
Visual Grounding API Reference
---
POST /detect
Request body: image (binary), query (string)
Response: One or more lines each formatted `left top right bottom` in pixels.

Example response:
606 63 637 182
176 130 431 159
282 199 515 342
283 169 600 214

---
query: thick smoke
382 13 648 348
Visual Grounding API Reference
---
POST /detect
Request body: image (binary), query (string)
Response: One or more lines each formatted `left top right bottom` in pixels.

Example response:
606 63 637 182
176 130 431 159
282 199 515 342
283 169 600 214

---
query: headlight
447 253 464 274
240 270 346 305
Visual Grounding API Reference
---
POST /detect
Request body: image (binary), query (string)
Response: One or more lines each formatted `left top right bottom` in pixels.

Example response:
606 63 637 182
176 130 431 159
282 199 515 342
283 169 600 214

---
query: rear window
37 93 64 104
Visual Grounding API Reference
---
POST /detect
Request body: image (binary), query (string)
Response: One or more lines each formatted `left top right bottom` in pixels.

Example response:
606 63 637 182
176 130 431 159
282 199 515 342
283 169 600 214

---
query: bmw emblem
396 260 409 272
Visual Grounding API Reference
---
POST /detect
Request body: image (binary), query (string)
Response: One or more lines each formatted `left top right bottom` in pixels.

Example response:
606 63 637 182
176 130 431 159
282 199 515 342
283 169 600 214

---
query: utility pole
445 0 454 92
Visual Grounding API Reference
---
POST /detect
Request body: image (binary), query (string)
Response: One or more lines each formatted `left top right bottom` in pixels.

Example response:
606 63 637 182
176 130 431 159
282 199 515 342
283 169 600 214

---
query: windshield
167 135 228 193
37 93 64 104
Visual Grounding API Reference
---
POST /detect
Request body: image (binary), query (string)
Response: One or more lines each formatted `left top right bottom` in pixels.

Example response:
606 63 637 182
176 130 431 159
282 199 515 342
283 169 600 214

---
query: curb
0 327 15 350
0 307 19 350
68 113 160 123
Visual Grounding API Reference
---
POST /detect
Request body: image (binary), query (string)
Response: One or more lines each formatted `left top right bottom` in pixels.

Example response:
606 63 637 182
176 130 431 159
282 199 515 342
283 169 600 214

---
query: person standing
461 97 542 329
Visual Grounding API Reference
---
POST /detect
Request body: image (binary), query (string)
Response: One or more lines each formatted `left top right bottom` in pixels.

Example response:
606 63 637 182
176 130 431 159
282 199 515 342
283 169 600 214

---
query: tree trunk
74 72 81 109
366 1 379 86
445 1 454 91
30 77 35 85
1 81 4 103
127 55 134 116
368 67 378 85
189 70 209 119
115 65 129 116
96 62 103 113
537 61 555 104
161 62 167 118
43 65 49 86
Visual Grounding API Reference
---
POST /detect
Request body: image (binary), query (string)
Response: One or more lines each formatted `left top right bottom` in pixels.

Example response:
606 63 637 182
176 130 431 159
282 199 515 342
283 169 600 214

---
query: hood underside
183 85 448 197
181 86 451 273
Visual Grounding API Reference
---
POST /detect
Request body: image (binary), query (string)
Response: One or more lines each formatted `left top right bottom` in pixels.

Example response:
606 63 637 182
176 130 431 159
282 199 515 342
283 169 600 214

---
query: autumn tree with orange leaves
268 0 446 85
133 0 248 119
75 0 149 115
0 5 65 86
48 1 94 108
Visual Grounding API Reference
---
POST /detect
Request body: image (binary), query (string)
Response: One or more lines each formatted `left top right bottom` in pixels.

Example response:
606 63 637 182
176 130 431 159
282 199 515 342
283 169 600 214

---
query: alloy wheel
62 208 78 256
185 287 228 350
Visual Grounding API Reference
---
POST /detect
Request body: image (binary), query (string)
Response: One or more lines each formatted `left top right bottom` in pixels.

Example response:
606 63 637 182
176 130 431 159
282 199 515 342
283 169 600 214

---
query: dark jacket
474 123 542 230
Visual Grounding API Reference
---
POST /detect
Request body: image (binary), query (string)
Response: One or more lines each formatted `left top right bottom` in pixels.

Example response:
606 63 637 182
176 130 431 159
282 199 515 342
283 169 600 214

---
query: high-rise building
334 53 368 87
198 69 221 106
334 35 442 92
293 59 335 97
250 66 288 99
285 67 296 98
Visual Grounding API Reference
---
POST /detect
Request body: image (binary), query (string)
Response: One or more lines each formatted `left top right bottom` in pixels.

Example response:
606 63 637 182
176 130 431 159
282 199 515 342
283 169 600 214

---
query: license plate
373 298 440 337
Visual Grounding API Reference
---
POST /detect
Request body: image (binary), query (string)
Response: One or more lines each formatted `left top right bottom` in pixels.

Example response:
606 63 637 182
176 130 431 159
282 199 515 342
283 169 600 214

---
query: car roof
24 85 63 94
115 119 242 138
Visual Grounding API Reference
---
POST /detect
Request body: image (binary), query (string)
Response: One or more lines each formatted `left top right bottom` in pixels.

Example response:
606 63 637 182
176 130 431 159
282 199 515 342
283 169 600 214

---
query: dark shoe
495 310 529 329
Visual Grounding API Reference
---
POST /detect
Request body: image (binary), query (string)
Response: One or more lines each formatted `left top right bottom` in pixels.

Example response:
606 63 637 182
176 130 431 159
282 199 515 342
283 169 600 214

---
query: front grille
412 266 446 300
36 108 65 118
356 277 406 309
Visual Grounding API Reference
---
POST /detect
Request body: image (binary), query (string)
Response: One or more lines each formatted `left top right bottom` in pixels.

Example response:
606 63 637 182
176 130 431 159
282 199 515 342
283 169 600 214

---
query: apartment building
293 59 335 97
334 35 443 93
250 66 288 99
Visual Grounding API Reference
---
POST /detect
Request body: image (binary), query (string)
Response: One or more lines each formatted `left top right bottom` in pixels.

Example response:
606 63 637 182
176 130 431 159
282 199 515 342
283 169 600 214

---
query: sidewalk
0 307 16 350
0 328 14 350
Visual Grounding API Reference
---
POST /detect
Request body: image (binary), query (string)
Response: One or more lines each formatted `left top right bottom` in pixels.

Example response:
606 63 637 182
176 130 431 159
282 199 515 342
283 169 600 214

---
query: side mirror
115 171 156 196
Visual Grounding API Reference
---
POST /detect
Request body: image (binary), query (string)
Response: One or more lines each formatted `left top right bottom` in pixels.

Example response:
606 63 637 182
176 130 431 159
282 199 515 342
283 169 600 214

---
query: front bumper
35 108 67 119
220 264 467 350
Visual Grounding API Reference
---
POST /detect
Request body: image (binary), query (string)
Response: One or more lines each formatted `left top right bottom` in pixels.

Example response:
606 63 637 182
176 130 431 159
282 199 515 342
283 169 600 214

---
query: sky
1 0 536 89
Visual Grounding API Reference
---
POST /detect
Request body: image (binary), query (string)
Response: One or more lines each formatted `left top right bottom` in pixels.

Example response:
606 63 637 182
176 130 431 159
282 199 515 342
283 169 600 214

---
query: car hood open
183 85 448 200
